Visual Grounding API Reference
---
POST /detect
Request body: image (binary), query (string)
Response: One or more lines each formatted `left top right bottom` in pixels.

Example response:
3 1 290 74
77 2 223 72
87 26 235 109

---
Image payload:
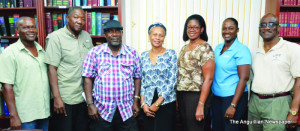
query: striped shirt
82 43 141 122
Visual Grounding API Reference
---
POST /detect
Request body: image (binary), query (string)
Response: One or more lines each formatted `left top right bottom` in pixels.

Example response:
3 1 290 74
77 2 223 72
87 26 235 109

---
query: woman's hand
224 106 236 119
195 103 205 122
143 104 155 117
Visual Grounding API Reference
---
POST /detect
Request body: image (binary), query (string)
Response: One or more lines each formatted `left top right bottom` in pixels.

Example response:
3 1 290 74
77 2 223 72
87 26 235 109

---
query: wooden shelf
280 5 300 8
91 35 105 38
45 6 118 10
281 36 300 39
0 36 19 39
0 7 36 10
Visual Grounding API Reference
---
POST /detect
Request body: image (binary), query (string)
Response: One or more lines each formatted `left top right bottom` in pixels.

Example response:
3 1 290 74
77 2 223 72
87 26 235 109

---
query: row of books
279 12 300 37
0 15 37 37
280 0 300 5
46 12 118 36
0 0 36 8
45 0 118 7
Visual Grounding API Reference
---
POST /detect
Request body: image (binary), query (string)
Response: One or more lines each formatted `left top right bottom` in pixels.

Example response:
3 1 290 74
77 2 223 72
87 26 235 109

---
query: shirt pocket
97 63 111 77
61 45 80 65
120 62 134 80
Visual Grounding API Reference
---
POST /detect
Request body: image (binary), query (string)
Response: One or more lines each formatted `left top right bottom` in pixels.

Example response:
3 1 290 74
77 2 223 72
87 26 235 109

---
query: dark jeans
177 91 212 131
49 100 89 131
90 108 138 131
211 92 248 131
143 90 176 131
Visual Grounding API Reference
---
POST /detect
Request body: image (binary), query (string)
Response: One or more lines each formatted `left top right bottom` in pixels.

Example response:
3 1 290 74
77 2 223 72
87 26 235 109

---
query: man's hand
224 106 236 119
286 114 298 129
53 97 67 116
132 99 140 117
143 104 155 117
10 115 22 130
88 104 101 121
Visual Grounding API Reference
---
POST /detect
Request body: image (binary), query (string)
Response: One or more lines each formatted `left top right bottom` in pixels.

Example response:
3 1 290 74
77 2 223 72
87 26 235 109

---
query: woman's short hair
224 17 239 28
148 22 166 36
183 14 208 42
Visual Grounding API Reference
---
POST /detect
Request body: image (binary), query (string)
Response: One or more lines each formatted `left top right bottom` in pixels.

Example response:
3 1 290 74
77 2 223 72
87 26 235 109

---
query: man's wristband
134 95 141 99
87 102 93 107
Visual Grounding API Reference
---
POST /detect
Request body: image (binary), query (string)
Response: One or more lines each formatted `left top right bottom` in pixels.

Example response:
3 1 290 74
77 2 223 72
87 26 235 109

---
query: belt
252 91 290 99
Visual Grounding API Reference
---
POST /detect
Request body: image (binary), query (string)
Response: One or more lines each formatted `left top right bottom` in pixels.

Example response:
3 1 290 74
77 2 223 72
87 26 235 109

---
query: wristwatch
289 109 299 116
230 103 236 108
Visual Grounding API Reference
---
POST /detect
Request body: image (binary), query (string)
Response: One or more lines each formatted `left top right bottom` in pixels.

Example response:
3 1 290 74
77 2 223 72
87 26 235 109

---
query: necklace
149 48 164 60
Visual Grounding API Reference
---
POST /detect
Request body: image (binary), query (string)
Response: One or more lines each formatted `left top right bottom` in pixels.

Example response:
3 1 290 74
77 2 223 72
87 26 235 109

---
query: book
113 15 118 21
91 12 96 35
8 16 15 36
32 0 36 7
111 0 114 6
68 0 72 6
17 0 23 7
47 0 52 6
13 14 19 36
10 0 16 7
62 0 68 6
82 0 87 6
23 0 32 7
45 12 53 34
87 0 91 6
96 12 102 35
0 0 4 8
0 16 7 36
56 0 62 6
52 0 57 6
52 13 58 31
57 13 63 29
34 14 37 29
106 0 110 6
101 13 110 33
98 0 104 6
74 0 80 6
86 12 92 34
5 0 10 8
92 0 97 6
63 13 67 27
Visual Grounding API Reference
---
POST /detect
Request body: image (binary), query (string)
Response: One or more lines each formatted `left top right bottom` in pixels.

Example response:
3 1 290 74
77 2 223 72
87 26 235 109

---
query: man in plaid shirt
82 20 141 131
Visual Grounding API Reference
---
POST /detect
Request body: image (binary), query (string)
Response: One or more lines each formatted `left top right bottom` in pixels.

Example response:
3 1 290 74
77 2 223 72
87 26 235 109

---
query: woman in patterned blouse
177 14 215 131
140 23 178 131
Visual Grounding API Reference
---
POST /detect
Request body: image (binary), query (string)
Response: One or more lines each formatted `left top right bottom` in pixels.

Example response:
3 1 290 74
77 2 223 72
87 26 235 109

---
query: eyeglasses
187 26 200 30
259 22 278 28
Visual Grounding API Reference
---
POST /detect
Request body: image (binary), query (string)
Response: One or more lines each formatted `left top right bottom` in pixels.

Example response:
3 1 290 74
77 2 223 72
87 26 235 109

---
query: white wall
122 0 266 54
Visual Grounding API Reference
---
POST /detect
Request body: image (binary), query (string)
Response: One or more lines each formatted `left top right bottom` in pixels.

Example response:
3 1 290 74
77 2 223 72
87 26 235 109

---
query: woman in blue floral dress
140 23 178 131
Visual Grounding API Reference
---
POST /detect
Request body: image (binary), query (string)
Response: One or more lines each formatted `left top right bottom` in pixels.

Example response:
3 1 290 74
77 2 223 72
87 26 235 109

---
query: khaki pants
248 93 292 131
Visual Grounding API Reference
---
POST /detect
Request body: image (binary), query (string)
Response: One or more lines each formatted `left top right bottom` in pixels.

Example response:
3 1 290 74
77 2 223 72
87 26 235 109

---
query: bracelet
199 102 204 105
155 102 160 107
230 103 236 108
87 102 93 107
141 103 146 108
134 95 141 99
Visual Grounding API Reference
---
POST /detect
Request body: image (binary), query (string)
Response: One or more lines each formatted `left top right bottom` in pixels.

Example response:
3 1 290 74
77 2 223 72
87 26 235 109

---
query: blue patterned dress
140 49 178 106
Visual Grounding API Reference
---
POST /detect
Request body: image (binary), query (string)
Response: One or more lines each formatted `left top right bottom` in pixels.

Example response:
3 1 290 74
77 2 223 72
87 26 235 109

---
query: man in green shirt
45 7 93 131
0 17 50 130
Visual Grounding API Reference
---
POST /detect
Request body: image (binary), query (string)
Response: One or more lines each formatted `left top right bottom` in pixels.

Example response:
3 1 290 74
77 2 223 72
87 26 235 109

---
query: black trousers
49 100 89 131
142 90 176 131
177 91 212 131
211 92 248 131
90 108 138 131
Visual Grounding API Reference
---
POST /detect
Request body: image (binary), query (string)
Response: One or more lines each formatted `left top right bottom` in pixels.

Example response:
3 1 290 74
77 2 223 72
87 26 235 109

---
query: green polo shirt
45 26 93 105
0 39 50 123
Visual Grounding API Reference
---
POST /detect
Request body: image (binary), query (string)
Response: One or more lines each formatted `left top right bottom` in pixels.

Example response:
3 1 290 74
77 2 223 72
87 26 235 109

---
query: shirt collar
15 39 44 52
63 25 83 38
218 38 240 51
256 37 284 54
103 43 126 55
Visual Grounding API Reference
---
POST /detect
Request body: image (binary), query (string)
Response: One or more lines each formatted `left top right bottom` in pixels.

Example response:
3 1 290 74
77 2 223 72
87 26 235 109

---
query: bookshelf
0 0 122 129
265 0 300 43
0 0 122 48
